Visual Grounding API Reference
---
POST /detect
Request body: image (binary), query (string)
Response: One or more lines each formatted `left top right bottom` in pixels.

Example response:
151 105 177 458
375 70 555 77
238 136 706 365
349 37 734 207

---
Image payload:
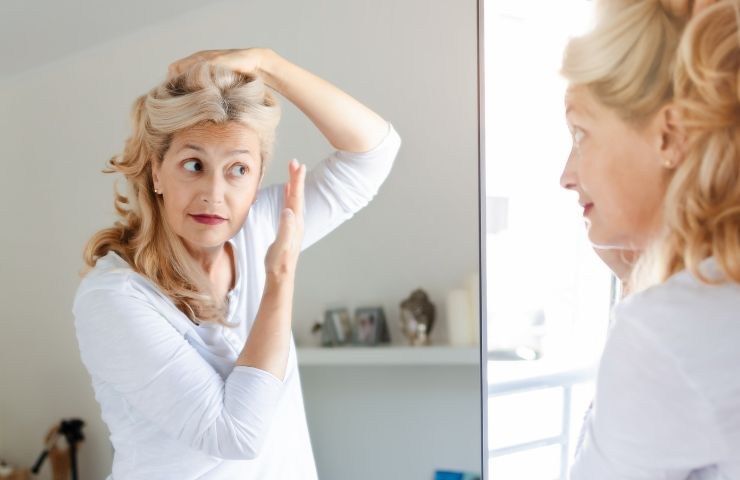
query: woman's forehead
565 86 591 115
170 122 260 150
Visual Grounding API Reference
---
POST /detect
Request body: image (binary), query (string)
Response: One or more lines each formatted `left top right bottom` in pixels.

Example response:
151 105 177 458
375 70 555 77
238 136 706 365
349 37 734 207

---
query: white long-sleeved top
72 123 401 480
570 257 740 480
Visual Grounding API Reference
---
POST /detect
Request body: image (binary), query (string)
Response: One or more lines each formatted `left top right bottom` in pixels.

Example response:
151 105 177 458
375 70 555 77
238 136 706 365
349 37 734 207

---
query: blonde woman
559 0 740 478
72 49 400 479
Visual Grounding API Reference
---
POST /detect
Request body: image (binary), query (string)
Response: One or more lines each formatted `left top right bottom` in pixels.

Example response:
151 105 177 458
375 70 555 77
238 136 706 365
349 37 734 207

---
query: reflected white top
570 258 740 480
72 124 400 480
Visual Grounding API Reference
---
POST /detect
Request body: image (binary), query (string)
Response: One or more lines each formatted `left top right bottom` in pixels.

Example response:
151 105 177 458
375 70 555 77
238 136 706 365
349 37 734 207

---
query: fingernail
282 208 293 218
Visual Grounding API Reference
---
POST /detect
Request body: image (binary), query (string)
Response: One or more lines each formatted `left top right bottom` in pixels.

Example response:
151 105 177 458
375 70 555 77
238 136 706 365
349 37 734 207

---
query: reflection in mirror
482 0 612 478
485 0 740 479
0 1 482 479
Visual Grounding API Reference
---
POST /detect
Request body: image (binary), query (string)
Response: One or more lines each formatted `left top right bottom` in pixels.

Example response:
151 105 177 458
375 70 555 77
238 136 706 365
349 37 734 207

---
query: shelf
296 345 480 366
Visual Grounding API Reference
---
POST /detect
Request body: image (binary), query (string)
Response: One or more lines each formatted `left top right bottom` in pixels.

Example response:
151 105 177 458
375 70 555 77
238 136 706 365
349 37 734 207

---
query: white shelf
296 345 479 366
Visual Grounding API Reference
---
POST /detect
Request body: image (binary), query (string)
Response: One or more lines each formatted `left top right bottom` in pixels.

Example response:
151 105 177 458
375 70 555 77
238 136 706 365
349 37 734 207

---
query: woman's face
152 121 263 252
559 85 673 250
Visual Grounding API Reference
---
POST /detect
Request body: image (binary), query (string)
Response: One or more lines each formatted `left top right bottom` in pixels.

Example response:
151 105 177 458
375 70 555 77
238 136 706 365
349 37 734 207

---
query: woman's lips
190 214 226 225
583 203 594 216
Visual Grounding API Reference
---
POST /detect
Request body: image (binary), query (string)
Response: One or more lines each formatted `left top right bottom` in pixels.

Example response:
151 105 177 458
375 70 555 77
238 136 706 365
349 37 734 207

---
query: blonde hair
80 63 281 326
561 0 740 290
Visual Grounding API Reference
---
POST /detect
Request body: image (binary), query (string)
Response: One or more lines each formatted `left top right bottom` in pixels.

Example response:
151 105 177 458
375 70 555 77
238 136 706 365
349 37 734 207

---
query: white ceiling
0 0 215 79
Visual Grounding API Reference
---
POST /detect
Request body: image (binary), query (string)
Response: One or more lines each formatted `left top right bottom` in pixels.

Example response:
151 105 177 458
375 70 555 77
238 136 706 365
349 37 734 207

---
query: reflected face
559 85 668 249
152 121 263 252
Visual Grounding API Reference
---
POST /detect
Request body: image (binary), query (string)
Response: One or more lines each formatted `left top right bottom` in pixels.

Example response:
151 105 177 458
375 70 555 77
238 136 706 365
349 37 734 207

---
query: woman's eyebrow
565 101 595 120
178 144 254 157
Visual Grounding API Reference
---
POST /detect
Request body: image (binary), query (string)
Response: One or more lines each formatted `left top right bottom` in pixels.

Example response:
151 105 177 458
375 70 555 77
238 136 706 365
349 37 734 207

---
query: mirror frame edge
477 0 489 478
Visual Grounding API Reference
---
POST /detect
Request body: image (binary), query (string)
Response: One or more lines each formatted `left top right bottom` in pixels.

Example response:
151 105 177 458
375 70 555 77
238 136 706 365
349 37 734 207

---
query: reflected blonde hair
80 63 281 326
561 0 740 290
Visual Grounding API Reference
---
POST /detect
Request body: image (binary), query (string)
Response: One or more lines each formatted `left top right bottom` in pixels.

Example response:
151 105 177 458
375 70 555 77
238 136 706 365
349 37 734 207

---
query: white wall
0 0 480 478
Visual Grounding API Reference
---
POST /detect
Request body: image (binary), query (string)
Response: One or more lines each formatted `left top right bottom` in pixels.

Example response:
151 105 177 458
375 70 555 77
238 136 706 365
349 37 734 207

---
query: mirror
483 0 740 477
0 0 481 479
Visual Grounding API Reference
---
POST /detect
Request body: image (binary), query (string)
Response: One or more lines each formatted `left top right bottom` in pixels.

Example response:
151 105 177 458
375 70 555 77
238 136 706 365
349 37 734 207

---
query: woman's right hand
264 159 306 281
166 48 269 83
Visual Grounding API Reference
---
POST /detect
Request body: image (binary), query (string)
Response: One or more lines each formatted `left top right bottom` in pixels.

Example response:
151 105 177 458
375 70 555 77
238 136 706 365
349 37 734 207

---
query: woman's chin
586 228 629 250
179 232 231 250
586 224 615 249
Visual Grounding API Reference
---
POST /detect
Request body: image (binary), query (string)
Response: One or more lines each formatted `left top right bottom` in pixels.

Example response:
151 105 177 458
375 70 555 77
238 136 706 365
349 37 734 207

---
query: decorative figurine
399 289 436 346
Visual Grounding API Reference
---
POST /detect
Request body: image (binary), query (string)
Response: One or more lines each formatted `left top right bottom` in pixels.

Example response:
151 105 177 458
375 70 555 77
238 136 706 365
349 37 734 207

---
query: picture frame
321 307 353 346
352 306 391 346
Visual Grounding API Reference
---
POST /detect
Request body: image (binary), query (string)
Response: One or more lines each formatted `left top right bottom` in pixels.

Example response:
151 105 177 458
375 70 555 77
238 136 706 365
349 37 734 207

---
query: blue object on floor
434 470 481 480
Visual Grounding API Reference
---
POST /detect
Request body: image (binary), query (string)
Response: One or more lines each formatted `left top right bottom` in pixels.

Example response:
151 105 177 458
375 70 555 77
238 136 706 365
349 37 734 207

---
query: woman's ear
654 103 686 170
258 157 266 188
151 161 161 191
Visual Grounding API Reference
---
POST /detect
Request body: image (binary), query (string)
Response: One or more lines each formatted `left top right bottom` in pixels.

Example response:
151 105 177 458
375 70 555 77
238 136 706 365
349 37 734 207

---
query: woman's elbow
191 416 273 460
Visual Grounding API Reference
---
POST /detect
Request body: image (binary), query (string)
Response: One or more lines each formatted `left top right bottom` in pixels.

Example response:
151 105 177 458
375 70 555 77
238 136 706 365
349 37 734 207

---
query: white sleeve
569 308 722 479
255 122 401 251
73 281 285 460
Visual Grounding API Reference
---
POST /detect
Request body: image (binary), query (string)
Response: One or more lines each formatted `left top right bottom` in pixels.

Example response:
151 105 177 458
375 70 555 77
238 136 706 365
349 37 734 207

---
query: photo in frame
321 308 353 346
352 306 391 346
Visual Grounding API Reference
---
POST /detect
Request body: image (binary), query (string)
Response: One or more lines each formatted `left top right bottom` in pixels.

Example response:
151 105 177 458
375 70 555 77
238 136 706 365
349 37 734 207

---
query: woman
559 0 740 478
72 48 400 479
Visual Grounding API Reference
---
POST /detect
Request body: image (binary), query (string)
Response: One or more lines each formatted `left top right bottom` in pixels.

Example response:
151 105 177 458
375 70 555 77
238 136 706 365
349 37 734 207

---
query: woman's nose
201 173 226 204
559 148 578 191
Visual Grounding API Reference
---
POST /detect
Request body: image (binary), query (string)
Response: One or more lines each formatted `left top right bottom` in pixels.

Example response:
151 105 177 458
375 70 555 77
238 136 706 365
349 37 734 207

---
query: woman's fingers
286 159 306 219
167 48 261 81
264 160 306 278
283 176 291 207
167 49 227 80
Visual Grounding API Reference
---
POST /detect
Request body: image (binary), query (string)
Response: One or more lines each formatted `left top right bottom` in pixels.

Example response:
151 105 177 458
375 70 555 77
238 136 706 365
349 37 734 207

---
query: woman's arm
258 49 388 153
167 48 390 153
73 284 285 460
236 159 305 381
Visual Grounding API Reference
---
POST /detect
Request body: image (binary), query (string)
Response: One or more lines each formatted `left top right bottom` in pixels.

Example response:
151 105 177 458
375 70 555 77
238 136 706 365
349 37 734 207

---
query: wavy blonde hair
561 0 740 291
80 63 281 326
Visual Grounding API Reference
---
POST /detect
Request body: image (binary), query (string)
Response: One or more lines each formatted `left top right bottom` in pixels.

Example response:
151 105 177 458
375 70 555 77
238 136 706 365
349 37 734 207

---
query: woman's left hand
166 48 269 81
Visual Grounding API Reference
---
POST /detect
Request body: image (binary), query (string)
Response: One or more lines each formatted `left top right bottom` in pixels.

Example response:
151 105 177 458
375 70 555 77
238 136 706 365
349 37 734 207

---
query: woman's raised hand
166 48 268 81
264 159 306 281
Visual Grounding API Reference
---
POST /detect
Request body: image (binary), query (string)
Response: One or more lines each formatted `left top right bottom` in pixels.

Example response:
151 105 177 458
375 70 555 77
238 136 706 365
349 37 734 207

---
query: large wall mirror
483 0 740 477
0 1 482 479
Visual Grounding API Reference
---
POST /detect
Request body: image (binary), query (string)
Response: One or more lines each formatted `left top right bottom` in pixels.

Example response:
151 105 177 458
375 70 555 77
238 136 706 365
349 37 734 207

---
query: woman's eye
230 164 248 177
572 128 585 146
183 159 202 172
